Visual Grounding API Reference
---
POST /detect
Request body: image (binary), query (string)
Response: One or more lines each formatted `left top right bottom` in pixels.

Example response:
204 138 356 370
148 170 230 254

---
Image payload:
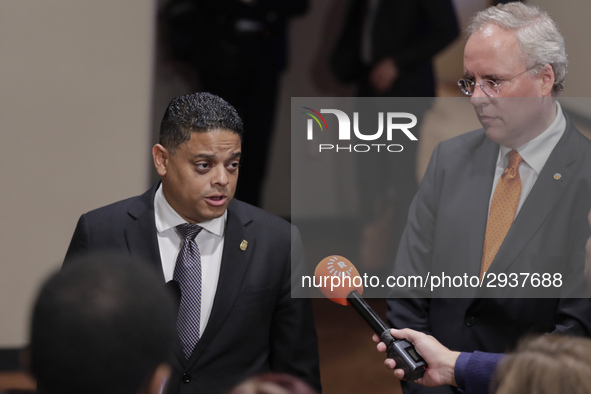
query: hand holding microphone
314 255 427 380
374 328 460 387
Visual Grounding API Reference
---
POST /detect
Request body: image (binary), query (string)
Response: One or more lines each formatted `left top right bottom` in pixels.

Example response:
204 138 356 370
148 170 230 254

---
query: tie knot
176 223 203 241
507 149 523 170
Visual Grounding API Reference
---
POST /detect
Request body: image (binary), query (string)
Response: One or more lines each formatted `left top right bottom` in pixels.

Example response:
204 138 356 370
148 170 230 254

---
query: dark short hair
159 92 243 153
30 253 176 394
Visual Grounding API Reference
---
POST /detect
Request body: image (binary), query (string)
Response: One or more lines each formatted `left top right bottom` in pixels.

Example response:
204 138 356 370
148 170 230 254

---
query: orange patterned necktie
480 149 523 278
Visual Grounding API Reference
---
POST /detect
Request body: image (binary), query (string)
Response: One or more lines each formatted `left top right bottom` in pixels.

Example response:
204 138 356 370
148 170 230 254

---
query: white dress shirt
489 101 566 216
154 184 225 338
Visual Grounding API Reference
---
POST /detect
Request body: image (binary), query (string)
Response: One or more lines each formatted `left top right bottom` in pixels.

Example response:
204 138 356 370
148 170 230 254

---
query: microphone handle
347 290 389 336
347 290 427 380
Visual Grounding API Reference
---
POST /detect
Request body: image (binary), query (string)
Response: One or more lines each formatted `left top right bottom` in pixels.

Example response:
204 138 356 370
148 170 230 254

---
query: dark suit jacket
64 184 321 394
387 115 591 393
331 0 459 96
160 0 308 73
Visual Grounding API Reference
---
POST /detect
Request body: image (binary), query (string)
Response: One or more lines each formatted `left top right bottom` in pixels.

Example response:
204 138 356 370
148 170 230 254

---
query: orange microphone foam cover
314 255 364 306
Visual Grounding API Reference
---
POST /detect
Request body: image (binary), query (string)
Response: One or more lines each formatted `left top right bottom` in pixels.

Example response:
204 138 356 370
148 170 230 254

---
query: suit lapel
124 183 165 282
465 135 499 278
186 200 254 366
486 120 579 276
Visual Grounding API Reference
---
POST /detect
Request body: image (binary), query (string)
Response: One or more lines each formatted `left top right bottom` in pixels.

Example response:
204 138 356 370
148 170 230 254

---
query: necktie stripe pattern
174 223 203 359
480 150 523 278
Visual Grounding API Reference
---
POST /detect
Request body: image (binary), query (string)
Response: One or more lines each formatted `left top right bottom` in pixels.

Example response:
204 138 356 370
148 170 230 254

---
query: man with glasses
386 3 591 393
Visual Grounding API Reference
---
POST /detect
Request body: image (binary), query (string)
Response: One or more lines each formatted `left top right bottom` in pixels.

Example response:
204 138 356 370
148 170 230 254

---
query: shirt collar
154 183 226 237
498 101 565 174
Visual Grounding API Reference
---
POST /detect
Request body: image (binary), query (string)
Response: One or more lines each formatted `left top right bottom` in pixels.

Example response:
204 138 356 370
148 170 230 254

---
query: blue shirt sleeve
454 351 504 394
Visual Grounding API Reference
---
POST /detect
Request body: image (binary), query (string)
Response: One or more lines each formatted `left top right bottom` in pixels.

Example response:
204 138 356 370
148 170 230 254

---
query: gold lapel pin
240 240 248 251
553 173 562 181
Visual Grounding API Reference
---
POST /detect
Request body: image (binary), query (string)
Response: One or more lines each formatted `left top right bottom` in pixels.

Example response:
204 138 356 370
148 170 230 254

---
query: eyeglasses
457 67 535 97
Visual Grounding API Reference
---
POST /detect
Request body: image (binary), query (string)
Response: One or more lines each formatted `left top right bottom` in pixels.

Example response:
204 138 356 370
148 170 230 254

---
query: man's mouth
205 195 227 207
478 114 496 122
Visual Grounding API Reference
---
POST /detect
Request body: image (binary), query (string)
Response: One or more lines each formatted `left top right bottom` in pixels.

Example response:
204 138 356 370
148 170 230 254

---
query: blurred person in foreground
493 335 591 394
30 253 176 394
228 373 318 394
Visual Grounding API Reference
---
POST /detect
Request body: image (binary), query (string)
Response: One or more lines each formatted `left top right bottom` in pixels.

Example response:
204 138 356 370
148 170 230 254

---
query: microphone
315 255 427 380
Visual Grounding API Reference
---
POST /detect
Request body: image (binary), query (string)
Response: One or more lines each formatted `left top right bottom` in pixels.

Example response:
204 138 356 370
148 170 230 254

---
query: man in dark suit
64 92 321 394
331 0 458 98
331 0 459 274
386 3 591 393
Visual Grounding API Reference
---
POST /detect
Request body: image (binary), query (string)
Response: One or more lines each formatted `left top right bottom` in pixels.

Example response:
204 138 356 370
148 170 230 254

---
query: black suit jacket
387 115 591 393
331 0 459 96
64 184 321 394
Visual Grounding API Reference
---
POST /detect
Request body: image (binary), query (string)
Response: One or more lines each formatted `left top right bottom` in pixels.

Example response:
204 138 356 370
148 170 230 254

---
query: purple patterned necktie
173 223 203 359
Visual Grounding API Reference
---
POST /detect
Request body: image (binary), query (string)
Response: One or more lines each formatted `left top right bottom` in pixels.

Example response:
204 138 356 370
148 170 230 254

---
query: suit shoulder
78 187 154 229
570 127 591 177
81 194 143 219
427 128 491 169
574 126 591 151
228 199 293 232
437 128 487 153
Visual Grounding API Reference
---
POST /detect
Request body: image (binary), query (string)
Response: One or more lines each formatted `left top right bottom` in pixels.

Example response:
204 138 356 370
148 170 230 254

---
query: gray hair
467 2 567 96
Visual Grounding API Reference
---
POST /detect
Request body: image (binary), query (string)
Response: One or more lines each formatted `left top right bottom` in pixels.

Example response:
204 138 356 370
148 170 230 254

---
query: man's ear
152 144 169 176
540 64 555 96
145 363 171 394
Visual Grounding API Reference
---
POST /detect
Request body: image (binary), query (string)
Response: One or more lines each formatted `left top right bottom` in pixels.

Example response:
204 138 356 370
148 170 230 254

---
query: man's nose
470 83 490 106
212 165 229 186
